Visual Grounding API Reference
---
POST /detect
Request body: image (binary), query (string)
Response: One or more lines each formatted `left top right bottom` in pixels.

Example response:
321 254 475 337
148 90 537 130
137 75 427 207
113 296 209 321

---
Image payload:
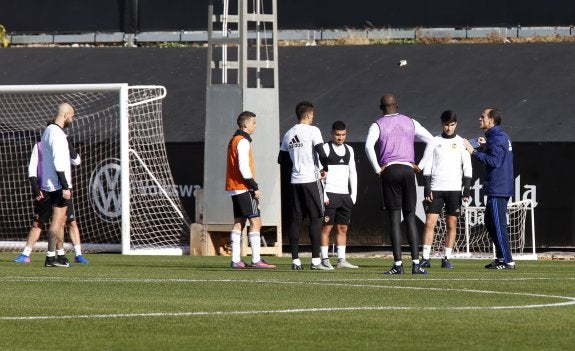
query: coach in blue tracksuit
464 108 516 270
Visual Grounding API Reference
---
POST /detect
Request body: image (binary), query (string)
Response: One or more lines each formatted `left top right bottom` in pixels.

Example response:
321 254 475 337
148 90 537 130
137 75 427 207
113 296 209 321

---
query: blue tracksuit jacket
474 125 514 197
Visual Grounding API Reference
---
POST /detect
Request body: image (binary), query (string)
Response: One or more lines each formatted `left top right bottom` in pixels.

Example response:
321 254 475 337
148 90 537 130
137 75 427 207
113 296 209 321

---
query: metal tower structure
198 0 281 256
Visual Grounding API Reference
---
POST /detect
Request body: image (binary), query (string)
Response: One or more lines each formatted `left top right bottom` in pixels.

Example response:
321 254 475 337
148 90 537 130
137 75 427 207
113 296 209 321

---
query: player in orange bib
225 111 276 269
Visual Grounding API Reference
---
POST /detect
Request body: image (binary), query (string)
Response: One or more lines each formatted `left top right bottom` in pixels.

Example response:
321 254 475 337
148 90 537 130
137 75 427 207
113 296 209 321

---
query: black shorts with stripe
231 191 260 219
424 190 462 216
290 181 324 219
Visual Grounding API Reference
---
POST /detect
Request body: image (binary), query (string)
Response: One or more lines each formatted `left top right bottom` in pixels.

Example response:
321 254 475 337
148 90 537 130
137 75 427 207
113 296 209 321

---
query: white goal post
432 199 537 260
0 84 191 255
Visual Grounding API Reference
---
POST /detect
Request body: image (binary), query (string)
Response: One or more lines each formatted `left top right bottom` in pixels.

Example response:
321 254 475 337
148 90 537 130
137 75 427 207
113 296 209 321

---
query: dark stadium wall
2 44 573 144
2 0 575 33
1 45 574 248
277 0 575 28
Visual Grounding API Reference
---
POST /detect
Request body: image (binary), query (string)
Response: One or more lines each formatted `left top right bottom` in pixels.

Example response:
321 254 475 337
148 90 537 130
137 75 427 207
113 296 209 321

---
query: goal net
431 199 536 260
0 84 191 255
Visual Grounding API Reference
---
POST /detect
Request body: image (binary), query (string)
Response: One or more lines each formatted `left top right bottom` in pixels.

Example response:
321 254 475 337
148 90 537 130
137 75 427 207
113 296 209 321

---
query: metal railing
8 26 574 46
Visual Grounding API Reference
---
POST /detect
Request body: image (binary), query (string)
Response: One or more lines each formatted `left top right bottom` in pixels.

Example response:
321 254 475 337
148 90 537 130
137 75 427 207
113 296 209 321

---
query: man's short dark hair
295 101 314 120
331 120 346 131
488 108 502 125
237 111 256 128
440 110 457 124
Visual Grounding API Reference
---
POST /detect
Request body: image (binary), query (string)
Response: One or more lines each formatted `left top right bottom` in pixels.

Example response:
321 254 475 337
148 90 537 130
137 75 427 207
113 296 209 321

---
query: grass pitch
1 253 574 351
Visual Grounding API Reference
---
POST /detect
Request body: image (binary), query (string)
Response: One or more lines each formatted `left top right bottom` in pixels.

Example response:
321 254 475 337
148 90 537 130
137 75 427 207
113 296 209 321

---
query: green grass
1 253 574 350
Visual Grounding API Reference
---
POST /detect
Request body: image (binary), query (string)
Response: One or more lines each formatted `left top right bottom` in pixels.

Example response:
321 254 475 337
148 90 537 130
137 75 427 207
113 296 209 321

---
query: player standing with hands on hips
365 94 434 275
420 110 472 269
464 108 516 270
225 111 276 269
319 121 358 269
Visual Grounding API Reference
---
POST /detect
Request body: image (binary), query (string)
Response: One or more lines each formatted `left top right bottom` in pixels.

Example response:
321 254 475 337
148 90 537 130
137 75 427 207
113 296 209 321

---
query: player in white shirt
319 121 358 269
278 101 330 270
420 110 472 269
41 102 76 267
12 136 89 265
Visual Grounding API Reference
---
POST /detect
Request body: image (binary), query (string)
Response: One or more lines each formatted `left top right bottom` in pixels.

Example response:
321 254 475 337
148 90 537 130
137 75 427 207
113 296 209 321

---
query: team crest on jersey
323 215 330 223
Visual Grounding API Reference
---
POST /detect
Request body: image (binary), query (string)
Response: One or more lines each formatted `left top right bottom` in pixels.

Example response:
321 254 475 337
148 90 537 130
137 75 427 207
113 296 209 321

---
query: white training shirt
280 123 324 184
28 143 41 178
40 124 72 191
29 140 81 180
322 142 357 204
422 134 473 191
28 140 80 179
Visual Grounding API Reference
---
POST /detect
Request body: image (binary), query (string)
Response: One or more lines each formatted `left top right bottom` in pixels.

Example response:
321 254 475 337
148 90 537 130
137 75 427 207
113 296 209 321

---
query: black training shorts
231 191 260 219
380 164 417 211
323 192 353 225
424 190 462 216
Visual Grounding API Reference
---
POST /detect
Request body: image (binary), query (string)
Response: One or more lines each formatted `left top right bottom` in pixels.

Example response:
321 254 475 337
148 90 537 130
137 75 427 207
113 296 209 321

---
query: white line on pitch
3 299 575 321
2 278 575 321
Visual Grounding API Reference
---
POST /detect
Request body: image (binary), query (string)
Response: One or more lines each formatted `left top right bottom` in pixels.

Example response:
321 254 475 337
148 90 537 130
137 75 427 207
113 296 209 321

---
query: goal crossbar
0 84 128 93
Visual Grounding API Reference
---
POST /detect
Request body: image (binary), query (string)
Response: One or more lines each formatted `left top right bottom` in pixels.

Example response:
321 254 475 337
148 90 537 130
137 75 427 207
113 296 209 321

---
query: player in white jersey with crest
420 110 472 269
319 121 358 269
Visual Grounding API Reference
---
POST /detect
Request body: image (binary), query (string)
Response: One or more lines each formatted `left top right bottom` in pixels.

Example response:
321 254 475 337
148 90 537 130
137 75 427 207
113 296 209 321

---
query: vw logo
89 158 122 222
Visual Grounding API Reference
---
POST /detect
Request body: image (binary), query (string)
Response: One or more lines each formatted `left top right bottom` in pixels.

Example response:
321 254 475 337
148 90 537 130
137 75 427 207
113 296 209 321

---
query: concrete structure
200 0 282 256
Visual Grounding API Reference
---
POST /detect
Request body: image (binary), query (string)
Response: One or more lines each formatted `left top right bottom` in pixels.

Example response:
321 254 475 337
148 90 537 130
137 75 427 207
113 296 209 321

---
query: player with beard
41 103 76 267
319 121 358 269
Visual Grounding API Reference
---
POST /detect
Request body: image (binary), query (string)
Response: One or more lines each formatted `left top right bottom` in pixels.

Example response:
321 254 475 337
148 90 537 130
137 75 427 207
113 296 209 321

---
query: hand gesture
463 139 475 154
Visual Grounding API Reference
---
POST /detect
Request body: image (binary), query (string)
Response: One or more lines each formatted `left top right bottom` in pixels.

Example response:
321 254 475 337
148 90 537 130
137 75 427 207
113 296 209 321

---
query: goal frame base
449 252 538 260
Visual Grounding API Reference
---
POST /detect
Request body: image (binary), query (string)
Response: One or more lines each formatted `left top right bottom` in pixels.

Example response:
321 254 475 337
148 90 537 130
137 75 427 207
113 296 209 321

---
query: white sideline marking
2 276 574 321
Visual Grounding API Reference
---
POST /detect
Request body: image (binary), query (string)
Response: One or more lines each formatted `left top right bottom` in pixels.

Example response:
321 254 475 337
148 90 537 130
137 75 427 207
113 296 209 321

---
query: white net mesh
432 200 534 259
0 85 190 254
